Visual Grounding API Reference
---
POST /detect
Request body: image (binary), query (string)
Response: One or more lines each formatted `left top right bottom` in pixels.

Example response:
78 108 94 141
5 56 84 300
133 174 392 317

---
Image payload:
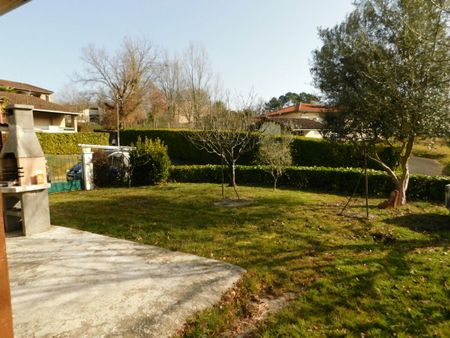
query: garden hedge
37 132 109 155
170 165 450 203
120 129 398 169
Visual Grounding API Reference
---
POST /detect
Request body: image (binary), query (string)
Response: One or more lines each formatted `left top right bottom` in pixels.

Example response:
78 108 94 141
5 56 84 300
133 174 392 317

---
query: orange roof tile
0 79 53 95
0 91 77 114
267 103 335 117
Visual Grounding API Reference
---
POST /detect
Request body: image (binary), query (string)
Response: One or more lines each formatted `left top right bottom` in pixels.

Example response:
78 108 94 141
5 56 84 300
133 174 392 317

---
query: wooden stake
0 193 14 338
364 150 369 219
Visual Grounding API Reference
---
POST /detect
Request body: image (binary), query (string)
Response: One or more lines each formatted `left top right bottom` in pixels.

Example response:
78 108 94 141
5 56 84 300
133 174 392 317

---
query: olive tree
258 129 293 190
312 0 450 206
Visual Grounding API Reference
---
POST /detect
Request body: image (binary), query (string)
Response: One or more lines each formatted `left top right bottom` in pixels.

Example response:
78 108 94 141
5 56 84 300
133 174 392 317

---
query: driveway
409 155 444 176
6 226 244 337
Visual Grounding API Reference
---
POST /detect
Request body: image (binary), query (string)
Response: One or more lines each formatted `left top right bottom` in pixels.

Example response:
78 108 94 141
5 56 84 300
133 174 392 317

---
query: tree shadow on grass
49 189 450 336
385 212 450 239
259 235 450 336
50 192 290 233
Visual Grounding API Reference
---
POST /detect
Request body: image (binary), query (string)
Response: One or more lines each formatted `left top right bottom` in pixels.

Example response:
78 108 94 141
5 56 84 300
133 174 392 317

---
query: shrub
120 129 398 169
170 165 450 202
37 132 109 155
130 137 171 186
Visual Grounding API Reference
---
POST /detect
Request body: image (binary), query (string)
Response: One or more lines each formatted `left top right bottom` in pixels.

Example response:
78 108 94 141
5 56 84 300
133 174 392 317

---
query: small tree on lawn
258 131 293 190
312 0 450 207
189 98 259 199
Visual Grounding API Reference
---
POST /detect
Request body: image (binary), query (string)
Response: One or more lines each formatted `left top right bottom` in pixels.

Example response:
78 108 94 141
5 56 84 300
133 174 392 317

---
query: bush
170 165 450 202
130 137 171 186
120 129 398 169
37 132 109 155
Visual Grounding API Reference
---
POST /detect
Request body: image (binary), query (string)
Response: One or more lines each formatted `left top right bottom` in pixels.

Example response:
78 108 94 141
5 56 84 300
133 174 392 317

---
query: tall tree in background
154 52 183 127
78 38 159 129
312 0 450 206
56 84 95 113
180 43 213 125
151 43 216 127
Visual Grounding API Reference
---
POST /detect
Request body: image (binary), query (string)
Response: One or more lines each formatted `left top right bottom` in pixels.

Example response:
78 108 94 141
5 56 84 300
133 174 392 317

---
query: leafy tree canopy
311 0 450 206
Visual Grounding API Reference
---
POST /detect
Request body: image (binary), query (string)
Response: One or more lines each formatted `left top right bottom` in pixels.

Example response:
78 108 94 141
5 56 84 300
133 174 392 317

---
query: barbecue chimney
0 105 51 236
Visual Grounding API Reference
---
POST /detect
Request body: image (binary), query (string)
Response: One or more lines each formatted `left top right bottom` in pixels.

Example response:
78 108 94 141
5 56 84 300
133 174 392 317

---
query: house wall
272 111 323 122
36 93 52 102
275 112 302 119
301 112 323 122
78 109 90 123
33 112 66 128
79 108 100 123
296 130 323 139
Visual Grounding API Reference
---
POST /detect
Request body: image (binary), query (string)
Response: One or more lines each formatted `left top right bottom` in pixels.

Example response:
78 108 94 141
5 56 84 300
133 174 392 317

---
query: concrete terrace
6 226 244 337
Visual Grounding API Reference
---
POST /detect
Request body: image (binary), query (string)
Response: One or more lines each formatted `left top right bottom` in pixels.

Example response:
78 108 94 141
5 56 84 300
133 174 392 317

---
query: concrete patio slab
6 226 244 337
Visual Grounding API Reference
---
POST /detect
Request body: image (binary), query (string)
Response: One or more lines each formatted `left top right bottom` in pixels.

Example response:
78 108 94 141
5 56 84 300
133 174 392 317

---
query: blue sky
1 0 354 102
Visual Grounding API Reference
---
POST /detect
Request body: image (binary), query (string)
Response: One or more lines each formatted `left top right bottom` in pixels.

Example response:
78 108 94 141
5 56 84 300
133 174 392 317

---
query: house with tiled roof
264 102 338 138
0 79 79 132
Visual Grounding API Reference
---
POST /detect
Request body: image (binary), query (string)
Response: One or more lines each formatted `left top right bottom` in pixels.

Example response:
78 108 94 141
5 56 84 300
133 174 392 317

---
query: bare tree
180 43 213 126
77 37 159 131
55 84 94 112
258 130 293 190
189 94 259 199
154 52 183 127
148 84 168 128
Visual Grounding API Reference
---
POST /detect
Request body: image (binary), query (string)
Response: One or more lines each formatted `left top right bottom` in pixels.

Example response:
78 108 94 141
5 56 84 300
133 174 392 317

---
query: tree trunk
396 171 410 207
230 161 240 199
221 156 225 200
396 136 414 206
228 161 238 187
378 136 414 208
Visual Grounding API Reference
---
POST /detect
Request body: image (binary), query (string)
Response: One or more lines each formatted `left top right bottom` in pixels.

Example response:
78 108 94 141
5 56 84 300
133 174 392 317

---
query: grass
413 138 450 176
49 183 450 337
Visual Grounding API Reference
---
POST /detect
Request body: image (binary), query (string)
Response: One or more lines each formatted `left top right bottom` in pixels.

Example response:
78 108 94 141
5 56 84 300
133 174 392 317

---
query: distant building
78 107 100 124
0 79 79 133
264 103 337 138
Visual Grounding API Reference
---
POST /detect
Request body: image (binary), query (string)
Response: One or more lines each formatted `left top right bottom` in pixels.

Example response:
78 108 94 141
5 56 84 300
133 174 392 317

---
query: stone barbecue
0 104 51 236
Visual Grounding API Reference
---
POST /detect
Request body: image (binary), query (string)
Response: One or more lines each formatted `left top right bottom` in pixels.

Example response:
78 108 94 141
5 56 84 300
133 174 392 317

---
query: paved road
409 155 444 176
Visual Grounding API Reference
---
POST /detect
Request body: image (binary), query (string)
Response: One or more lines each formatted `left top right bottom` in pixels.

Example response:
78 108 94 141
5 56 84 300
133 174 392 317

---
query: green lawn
49 183 450 337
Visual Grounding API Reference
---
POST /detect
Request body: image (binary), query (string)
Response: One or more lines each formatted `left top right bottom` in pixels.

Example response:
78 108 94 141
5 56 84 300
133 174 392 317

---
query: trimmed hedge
121 129 221 164
120 129 398 169
170 165 450 203
37 132 109 155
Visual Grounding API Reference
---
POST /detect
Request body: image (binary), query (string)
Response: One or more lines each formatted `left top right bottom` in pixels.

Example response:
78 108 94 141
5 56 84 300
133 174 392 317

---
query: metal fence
45 154 82 193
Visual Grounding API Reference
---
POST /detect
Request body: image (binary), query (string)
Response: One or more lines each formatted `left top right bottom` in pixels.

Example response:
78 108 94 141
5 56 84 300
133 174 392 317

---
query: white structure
79 144 134 191
78 107 100 124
